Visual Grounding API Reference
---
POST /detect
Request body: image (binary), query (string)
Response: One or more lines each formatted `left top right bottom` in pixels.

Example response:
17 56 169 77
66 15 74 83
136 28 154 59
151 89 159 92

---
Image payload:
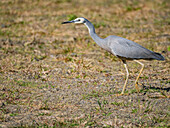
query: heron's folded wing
107 36 161 60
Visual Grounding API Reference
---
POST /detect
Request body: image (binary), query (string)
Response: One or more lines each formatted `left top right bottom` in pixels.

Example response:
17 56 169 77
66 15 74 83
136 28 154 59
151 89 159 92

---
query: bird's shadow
142 85 170 92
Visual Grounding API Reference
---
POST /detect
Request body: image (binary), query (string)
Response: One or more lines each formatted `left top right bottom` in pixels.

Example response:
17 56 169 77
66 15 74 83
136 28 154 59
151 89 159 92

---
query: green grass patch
67 14 77 21
14 80 37 87
168 46 170 51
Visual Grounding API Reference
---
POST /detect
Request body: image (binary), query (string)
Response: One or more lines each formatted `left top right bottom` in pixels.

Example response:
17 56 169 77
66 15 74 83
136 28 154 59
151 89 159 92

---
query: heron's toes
135 84 140 93
114 93 129 96
116 93 123 96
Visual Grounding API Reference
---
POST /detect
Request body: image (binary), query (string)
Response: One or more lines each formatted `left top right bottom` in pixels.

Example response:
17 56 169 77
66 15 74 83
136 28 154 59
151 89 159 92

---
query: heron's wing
106 36 164 60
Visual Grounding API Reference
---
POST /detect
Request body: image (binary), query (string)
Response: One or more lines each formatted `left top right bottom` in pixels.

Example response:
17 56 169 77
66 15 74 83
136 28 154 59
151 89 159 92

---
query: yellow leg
121 62 129 94
134 60 144 93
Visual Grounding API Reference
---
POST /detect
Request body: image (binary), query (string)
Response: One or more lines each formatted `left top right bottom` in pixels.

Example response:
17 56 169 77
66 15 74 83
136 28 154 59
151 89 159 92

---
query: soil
0 0 169 127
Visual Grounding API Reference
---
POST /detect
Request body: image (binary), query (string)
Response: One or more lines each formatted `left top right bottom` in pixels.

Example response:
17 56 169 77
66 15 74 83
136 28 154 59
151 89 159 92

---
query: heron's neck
84 21 104 46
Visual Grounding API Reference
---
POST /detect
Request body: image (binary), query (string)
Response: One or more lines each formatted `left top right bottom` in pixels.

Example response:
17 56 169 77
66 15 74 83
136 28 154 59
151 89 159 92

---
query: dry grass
0 0 170 127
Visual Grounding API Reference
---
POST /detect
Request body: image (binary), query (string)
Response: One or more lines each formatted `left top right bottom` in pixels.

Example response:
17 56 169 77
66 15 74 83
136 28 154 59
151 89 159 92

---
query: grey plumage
62 17 165 94
105 35 164 60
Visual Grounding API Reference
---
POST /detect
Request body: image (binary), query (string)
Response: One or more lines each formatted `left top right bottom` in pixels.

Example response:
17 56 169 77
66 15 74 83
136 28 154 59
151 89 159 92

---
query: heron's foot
114 92 130 96
121 91 124 95
135 83 140 93
116 93 123 96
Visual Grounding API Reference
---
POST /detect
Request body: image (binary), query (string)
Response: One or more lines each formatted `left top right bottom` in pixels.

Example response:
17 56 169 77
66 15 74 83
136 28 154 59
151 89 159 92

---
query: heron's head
62 17 86 24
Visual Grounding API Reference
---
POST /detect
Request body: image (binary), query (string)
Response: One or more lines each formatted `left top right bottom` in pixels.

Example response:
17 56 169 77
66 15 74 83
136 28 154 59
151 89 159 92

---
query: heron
62 17 165 94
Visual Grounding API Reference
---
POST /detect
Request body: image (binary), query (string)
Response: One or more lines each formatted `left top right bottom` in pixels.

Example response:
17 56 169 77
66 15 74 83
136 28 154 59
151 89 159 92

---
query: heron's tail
153 52 165 61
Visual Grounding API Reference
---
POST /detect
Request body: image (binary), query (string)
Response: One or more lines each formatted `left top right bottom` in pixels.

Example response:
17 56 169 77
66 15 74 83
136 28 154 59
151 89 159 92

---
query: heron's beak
62 20 74 24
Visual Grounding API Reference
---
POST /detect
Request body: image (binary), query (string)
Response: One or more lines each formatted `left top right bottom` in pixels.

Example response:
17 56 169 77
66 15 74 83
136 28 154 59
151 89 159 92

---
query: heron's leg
121 61 129 94
134 60 144 93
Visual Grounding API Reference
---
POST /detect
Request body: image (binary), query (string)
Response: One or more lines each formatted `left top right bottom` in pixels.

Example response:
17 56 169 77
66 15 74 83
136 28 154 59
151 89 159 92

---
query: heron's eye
77 19 81 21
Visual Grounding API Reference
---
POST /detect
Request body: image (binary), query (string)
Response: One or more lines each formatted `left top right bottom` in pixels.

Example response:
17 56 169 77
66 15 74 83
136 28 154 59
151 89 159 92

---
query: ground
0 0 170 127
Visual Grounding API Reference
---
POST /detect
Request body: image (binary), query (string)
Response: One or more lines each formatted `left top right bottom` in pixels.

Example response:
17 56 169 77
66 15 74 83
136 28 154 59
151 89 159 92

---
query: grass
0 0 169 127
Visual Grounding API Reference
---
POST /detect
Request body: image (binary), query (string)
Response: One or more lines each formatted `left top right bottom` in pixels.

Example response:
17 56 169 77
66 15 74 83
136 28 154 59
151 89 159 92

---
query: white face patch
74 18 85 24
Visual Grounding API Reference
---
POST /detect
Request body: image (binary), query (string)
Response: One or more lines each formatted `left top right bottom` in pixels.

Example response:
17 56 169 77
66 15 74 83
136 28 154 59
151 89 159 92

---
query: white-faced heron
62 17 165 94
